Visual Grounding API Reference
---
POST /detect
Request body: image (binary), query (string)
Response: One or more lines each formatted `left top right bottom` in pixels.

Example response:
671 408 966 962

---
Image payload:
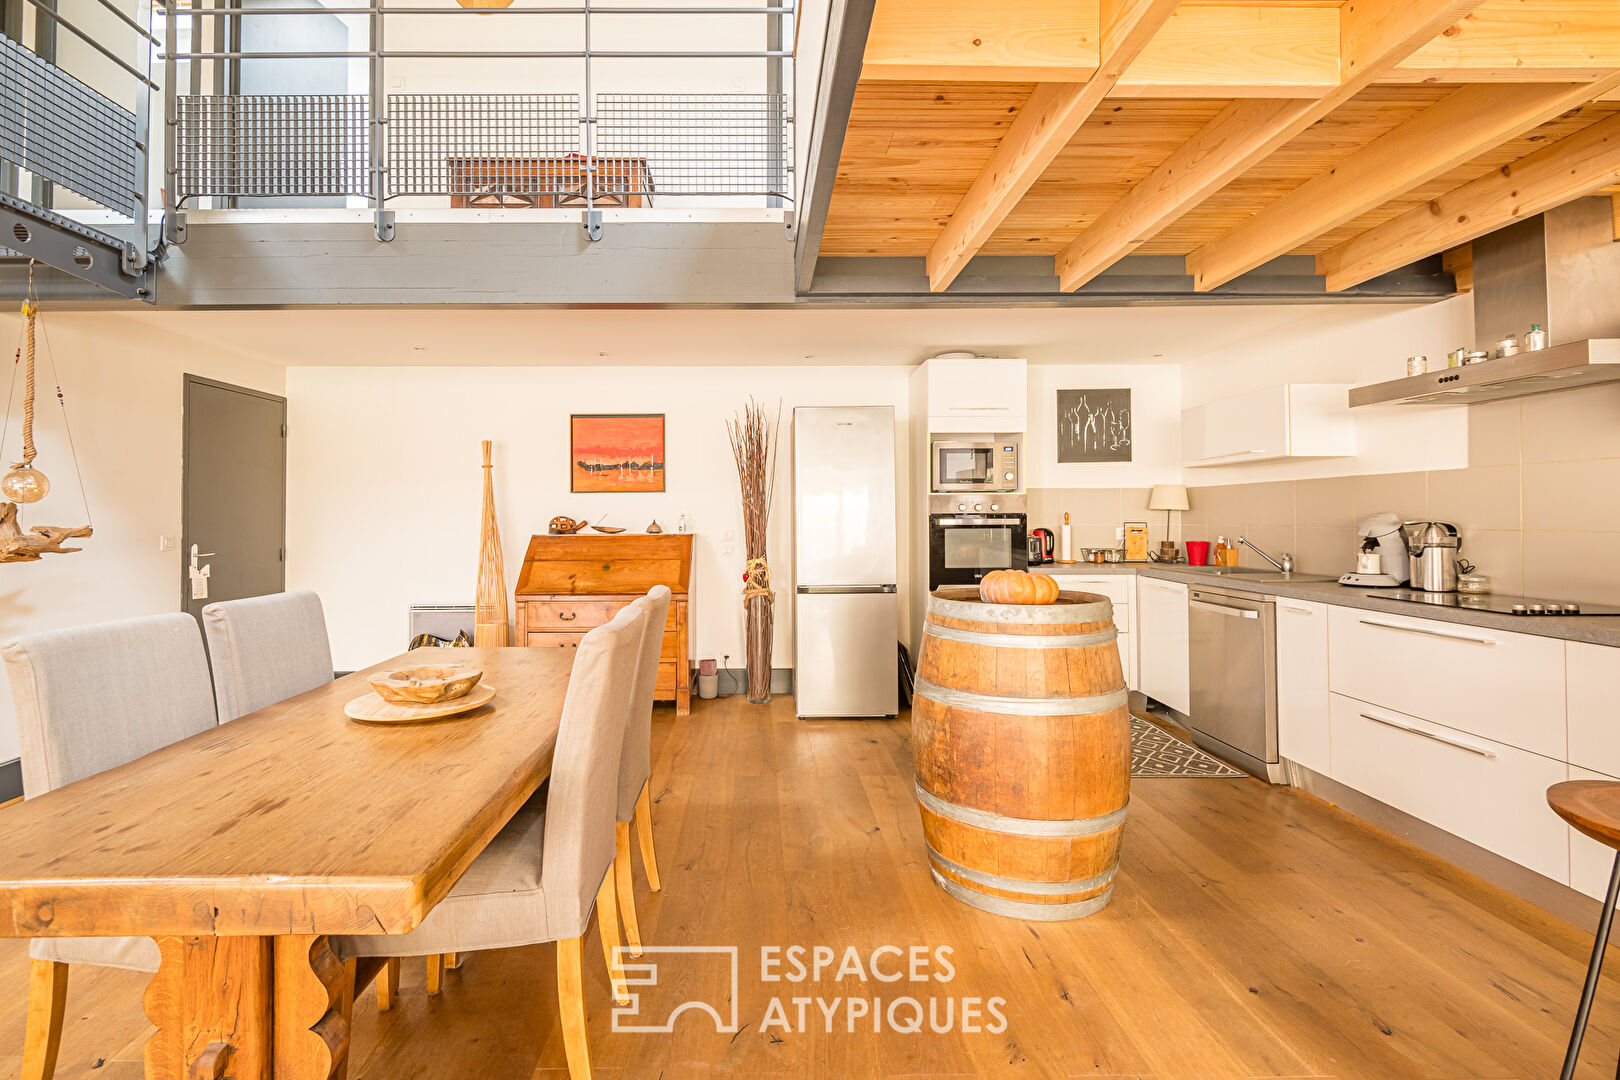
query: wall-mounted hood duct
1351 198 1620 407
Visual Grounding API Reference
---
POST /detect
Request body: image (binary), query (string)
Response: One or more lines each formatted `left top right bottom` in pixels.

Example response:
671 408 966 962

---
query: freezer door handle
796 584 898 594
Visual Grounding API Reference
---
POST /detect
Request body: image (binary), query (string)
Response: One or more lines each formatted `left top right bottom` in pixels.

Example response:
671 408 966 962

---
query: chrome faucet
1237 536 1295 575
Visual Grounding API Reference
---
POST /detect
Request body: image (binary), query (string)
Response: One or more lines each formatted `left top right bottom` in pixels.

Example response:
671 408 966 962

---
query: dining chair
1 613 219 1080
201 589 335 723
614 584 672 957
333 599 650 1080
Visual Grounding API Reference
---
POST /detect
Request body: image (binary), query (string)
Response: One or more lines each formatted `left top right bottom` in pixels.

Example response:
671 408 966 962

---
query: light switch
159 535 176 551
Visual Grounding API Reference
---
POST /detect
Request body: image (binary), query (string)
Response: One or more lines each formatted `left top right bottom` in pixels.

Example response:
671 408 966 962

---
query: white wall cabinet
1048 574 1135 691
1276 599 1330 776
1327 606 1567 761
1329 694 1571 884
1181 384 1354 468
1136 577 1189 713
925 357 1028 433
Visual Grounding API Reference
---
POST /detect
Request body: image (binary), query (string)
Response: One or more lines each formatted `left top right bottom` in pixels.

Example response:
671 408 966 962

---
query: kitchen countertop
1031 562 1620 648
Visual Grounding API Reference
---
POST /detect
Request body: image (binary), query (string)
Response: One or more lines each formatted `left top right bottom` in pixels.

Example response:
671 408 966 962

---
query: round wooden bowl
368 665 484 705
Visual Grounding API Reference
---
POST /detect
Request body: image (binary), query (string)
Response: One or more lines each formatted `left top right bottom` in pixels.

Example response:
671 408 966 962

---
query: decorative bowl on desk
369 665 484 704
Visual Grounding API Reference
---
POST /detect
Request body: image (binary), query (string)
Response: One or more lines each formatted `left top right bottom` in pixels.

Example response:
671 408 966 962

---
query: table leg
143 936 273 1080
273 936 353 1080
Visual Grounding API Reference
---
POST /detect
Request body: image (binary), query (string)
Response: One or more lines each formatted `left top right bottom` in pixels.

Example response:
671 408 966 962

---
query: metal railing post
127 0 154 275
162 0 183 243
581 0 601 241
370 0 393 241
766 4 784 209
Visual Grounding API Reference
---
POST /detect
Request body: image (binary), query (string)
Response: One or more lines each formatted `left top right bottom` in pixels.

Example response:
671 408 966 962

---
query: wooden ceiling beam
1186 78 1620 291
1318 112 1620 291
922 0 1182 293
862 1 1620 90
1054 0 1490 293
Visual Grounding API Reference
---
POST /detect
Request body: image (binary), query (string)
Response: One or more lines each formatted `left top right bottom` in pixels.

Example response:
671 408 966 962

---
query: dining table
0 645 573 1080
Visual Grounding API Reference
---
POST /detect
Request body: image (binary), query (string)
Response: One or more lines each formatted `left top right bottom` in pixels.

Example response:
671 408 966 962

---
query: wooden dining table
0 645 573 1080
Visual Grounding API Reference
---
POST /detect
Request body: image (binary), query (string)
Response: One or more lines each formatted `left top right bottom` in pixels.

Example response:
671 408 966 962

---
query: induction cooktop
1376 589 1620 617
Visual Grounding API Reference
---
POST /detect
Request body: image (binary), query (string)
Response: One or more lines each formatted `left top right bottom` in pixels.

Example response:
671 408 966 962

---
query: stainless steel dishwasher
1187 585 1282 783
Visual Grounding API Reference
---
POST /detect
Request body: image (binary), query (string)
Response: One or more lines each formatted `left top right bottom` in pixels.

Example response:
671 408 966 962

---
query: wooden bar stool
1549 780 1620 1079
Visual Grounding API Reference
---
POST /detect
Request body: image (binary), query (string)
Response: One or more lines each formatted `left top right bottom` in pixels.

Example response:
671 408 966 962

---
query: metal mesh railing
388 94 581 204
0 33 141 216
595 93 788 198
174 95 371 201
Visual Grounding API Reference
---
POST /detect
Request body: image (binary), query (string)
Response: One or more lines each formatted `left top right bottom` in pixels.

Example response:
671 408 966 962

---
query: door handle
1358 618 1495 646
1360 712 1496 757
1189 599 1258 618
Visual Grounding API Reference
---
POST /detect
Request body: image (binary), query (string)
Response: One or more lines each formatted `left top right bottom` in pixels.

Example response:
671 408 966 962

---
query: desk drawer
525 600 627 630
528 632 586 649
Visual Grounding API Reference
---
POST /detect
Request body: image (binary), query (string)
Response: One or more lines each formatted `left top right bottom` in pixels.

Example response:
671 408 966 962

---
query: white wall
1176 297 1474 484
285 364 912 673
0 312 285 765
1024 363 1181 489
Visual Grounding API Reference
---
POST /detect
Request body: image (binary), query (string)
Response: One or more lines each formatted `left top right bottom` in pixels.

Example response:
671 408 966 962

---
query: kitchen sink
1188 568 1335 583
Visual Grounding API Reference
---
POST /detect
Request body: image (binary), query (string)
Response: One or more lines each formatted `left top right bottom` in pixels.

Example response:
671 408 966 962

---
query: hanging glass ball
1 467 50 504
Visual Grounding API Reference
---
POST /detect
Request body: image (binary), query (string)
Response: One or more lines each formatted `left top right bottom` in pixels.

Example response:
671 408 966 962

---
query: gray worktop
1031 562 1620 648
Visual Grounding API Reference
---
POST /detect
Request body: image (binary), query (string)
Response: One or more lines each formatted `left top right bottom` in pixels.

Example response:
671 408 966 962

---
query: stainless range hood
1352 198 1620 407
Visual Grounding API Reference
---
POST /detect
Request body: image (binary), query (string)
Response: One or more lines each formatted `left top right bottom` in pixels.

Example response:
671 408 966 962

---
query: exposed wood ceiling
820 0 1620 294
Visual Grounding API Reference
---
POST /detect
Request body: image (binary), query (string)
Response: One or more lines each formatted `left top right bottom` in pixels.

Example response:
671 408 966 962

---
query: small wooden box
515 533 694 714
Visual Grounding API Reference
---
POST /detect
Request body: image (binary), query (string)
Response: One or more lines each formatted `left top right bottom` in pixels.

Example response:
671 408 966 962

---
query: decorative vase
728 397 782 706
745 591 773 703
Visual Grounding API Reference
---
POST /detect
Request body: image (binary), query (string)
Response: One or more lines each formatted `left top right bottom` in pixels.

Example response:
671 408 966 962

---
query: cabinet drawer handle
559 612 577 621
1359 712 1496 758
1190 599 1257 618
1139 580 1184 594
1358 618 1494 646
1282 605 1315 616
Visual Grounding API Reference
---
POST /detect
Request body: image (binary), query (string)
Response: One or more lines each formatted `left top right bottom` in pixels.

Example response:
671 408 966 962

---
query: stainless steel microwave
932 438 1020 493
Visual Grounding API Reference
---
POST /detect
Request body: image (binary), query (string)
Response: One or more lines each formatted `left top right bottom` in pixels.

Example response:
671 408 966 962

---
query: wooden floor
7 694 1620 1079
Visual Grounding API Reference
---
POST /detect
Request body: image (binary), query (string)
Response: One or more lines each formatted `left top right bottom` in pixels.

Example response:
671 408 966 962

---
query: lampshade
1148 483 1190 512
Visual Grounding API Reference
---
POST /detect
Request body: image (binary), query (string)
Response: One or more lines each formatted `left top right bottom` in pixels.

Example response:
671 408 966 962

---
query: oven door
933 444 995 491
929 514 1028 588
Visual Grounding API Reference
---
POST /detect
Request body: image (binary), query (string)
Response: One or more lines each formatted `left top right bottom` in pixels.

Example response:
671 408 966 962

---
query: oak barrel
912 586 1131 920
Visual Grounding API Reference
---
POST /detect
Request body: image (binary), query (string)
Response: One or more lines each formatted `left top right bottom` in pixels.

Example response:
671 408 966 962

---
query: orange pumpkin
978 569 1060 605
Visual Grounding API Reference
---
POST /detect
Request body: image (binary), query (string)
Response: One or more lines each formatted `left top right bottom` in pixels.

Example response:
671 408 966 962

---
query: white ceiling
53 302 1437 368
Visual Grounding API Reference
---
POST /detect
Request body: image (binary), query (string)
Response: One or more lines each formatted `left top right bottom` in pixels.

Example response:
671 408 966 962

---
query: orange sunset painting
570 413 666 493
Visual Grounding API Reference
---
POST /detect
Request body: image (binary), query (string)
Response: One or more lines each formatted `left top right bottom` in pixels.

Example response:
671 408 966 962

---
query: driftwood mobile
2 269 92 563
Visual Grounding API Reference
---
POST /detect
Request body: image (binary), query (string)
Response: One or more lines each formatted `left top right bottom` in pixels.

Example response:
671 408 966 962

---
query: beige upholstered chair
333 599 650 1080
201 589 334 723
613 584 672 956
1 613 218 1080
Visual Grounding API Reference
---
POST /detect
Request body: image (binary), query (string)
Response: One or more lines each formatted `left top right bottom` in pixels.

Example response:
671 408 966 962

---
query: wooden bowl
590 525 626 534
369 665 484 705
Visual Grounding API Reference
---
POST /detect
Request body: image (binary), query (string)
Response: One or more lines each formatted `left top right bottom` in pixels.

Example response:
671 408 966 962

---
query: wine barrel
912 586 1130 921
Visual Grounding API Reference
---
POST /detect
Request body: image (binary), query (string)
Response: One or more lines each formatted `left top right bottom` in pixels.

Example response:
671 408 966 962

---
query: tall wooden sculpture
474 440 510 647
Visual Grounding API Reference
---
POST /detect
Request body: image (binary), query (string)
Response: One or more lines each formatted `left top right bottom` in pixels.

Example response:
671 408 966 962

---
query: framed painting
570 413 666 493
1056 388 1132 463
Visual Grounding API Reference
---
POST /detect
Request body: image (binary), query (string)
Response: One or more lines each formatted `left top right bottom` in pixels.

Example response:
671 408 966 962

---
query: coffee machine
1339 512 1410 587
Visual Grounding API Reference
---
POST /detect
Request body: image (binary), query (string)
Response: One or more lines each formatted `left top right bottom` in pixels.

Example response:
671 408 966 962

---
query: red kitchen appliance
1030 528 1055 565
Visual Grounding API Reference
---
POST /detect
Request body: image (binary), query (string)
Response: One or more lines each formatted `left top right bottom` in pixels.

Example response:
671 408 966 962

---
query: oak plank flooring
7 694 1620 1078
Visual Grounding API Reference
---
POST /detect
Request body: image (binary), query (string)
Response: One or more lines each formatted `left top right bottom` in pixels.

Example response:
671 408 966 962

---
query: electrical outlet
722 542 735 556
159 535 176 552
1115 526 1125 540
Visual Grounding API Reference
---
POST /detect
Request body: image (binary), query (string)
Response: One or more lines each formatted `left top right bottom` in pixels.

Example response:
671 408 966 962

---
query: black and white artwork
1057 388 1133 463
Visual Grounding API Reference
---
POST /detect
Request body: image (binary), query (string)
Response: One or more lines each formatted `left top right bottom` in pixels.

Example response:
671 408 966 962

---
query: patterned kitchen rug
1130 715 1245 778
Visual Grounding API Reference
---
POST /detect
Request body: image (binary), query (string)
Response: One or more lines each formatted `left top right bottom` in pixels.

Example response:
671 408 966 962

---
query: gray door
182 376 287 620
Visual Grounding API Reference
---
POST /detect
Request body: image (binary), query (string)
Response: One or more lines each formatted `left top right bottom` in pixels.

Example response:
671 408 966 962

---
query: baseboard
1288 762 1600 930
0 757 21 802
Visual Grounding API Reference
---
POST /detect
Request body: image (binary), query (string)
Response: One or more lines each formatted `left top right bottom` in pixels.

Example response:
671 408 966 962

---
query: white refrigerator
792 405 899 718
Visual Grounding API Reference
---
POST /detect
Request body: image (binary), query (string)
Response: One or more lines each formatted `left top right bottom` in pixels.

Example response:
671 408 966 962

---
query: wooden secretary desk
515 533 693 715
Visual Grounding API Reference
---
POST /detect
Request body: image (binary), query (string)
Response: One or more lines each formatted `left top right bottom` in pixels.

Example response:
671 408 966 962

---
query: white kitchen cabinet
1568 642 1620 778
1136 577 1189 714
925 357 1027 433
1181 384 1354 468
1569 765 1618 900
1327 606 1567 761
1048 574 1136 690
1276 598 1331 777
1329 694 1570 884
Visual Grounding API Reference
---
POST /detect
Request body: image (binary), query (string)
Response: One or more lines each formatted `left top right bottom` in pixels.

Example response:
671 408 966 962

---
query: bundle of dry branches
727 397 781 703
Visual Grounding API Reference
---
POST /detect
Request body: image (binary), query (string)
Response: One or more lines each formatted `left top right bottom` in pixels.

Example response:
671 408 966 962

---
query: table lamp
1148 483 1191 560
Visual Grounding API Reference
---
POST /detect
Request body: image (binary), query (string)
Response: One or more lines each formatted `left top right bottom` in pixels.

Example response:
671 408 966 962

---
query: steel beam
792 0 875 292
0 195 155 301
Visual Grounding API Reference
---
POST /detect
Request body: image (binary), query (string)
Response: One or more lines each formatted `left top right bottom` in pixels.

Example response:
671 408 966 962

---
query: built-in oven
929 512 1027 588
932 438 1020 493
